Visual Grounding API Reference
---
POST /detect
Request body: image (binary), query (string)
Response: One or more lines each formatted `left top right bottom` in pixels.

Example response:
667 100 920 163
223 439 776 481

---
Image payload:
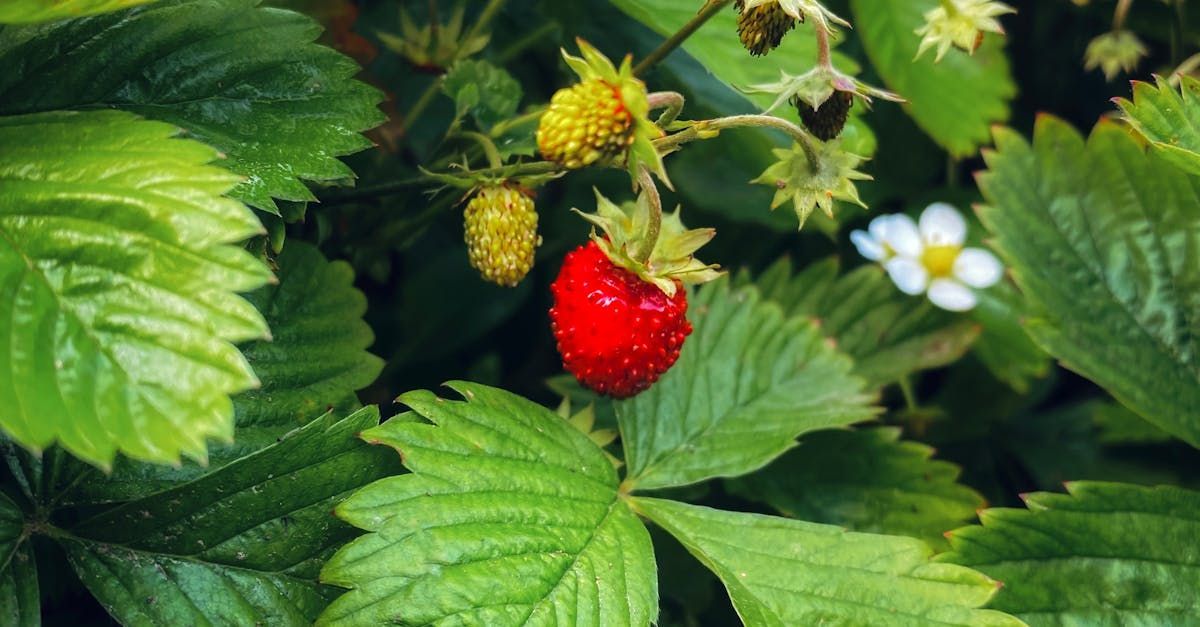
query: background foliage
2 0 1199 625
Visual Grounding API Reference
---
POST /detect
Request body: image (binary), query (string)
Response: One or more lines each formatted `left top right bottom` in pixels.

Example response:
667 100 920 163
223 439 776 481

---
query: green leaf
616 279 876 492
442 59 523 130
0 110 270 469
0 0 152 23
61 406 399 626
941 482 1200 624
320 383 657 627
969 284 1052 393
632 497 1020 626
0 0 385 213
1116 75 1200 177
851 0 1015 157
61 241 384 503
977 116 1200 447
0 493 36 627
738 257 980 388
1093 403 1174 445
727 427 984 547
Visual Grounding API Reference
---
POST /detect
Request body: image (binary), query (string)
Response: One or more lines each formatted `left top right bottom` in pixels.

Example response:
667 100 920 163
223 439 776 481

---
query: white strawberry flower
850 203 1003 312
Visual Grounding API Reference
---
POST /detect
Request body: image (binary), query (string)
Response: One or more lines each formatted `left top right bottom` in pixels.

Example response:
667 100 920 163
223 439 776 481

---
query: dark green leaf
969 284 1052 393
0 0 152 23
941 482 1200 624
633 497 1020 626
320 383 657 626
739 258 980 388
727 427 984 546
0 0 385 213
617 279 876 491
62 406 399 626
0 110 270 468
978 116 1200 446
443 59 523 130
0 493 36 627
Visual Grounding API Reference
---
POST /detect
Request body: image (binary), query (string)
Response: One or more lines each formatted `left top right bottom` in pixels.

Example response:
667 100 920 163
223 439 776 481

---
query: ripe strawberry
794 90 853 141
463 185 540 287
736 0 799 57
550 241 692 398
537 79 634 169
550 192 721 398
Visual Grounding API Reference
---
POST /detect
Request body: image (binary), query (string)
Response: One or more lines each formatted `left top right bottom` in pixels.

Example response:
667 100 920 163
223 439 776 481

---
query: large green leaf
60 406 398 626
0 110 270 468
977 116 1200 446
320 383 657 627
727 427 984 546
0 0 152 23
60 241 384 503
632 497 1020 626
0 0 384 213
617 279 877 492
738 258 981 388
941 482 1200 624
851 0 1014 157
1116 75 1200 177
0 493 36 627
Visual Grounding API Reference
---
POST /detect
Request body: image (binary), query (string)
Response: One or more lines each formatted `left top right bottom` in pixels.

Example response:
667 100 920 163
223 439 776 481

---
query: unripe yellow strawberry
463 186 540 287
736 0 799 57
537 78 635 169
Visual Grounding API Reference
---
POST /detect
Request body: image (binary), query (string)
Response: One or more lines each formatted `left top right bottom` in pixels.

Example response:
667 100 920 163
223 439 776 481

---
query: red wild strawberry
550 242 692 398
550 191 721 398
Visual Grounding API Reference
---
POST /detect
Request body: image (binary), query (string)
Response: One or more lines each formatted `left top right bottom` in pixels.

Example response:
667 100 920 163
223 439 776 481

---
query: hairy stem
1113 0 1133 30
815 22 834 70
319 161 562 204
633 0 734 76
457 132 504 169
654 114 822 170
633 166 663 264
647 91 686 127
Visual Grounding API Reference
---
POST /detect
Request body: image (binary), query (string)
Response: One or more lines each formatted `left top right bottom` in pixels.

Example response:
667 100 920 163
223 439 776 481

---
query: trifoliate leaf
0 0 385 214
59 241 383 503
0 110 270 469
632 497 1021 626
442 59 522 130
727 427 984 547
319 383 658 627
752 140 871 229
1116 75 1200 176
616 279 876 492
0 0 151 23
977 116 1200 447
61 407 398 627
941 482 1200 623
0 493 36 627
736 257 980 387
852 0 1015 157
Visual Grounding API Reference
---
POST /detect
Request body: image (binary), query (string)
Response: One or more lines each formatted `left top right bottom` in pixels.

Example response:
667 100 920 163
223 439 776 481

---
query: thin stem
458 131 504 169
633 166 663 264
489 106 547 138
815 22 834 70
461 0 508 52
319 161 562 204
655 114 821 170
647 91 686 127
898 376 919 411
633 0 734 76
1113 0 1133 30
401 79 443 136
496 21 557 64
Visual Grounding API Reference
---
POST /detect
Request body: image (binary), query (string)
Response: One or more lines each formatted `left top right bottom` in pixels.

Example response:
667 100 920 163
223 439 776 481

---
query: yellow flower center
922 245 960 278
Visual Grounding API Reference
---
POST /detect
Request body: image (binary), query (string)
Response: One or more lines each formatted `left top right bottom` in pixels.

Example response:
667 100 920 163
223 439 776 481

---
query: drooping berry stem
815 21 834 70
633 166 663 265
647 91 686 127
654 114 822 171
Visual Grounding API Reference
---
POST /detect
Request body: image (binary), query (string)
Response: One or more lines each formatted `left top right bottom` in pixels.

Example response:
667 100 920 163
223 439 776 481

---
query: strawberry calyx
573 190 721 297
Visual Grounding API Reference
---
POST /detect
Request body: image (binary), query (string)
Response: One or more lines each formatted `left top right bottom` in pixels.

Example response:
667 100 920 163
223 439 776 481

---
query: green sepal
753 140 871 229
573 190 722 297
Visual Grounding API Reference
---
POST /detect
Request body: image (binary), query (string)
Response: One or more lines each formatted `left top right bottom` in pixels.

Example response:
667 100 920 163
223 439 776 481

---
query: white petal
884 257 929 295
919 202 967 247
851 230 886 261
882 214 923 257
953 247 1004 288
867 215 892 241
928 279 978 311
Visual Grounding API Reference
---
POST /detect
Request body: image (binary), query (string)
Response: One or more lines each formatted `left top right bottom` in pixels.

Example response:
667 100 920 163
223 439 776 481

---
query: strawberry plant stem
632 0 734 76
655 114 821 170
633 166 663 264
647 91 685 127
